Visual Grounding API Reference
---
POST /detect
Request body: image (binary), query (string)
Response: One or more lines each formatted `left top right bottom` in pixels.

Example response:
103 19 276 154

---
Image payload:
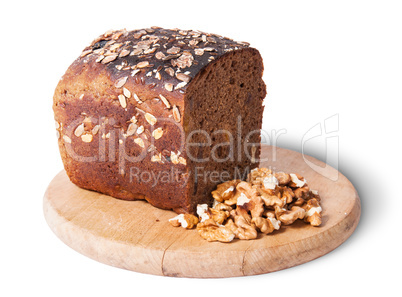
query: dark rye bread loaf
53 27 266 214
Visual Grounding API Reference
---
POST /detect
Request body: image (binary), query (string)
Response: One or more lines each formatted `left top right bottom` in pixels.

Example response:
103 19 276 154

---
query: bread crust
53 27 264 213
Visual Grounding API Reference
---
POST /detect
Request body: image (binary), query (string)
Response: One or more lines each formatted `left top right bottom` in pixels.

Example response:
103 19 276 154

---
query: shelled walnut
169 167 323 243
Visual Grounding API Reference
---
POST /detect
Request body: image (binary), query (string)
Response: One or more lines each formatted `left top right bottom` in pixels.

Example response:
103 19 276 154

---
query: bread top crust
75 27 250 95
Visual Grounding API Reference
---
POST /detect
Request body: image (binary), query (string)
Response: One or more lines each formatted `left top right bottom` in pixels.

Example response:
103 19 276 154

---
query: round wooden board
43 146 360 278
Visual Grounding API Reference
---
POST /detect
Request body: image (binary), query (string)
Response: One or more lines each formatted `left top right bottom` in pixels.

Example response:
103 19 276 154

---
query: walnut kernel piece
197 219 235 243
294 186 310 199
247 167 272 186
279 186 295 204
209 208 230 225
236 192 250 206
274 172 291 186
275 206 306 225
169 214 198 229
197 204 210 222
214 203 233 212
262 174 278 190
302 198 322 226
251 217 281 234
232 215 258 240
256 186 284 208
211 180 241 203
289 173 306 188
235 181 264 218
236 181 258 201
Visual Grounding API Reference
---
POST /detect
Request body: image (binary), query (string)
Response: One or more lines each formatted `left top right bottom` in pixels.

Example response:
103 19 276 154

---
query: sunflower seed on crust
130 115 137 123
176 81 187 89
144 47 157 54
63 135 72 143
101 132 110 139
92 125 100 135
159 94 171 109
167 46 181 54
152 127 163 140
165 83 174 92
115 76 128 88
136 61 150 68
172 105 181 122
155 51 166 60
189 39 199 46
109 43 122 51
131 69 140 76
123 87 131 98
194 48 204 56
170 151 179 164
133 93 143 104
119 49 130 57
151 153 162 163
96 55 105 63
176 72 191 83
101 54 118 64
134 137 145 148
74 123 85 137
178 156 187 165
118 94 127 108
126 122 138 136
81 134 93 143
80 49 92 57
165 67 175 76
145 113 157 125
136 125 144 134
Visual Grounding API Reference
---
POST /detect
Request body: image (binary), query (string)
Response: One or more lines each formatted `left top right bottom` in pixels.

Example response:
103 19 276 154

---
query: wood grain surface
43 145 361 278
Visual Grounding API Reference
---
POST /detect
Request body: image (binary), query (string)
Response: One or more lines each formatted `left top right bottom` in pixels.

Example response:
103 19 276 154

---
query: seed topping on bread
79 27 249 94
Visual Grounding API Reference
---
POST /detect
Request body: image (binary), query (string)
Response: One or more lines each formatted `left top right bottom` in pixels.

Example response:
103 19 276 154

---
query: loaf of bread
53 27 266 214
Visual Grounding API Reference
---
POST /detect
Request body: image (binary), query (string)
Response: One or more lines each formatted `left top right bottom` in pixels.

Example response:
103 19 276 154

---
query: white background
1 0 400 296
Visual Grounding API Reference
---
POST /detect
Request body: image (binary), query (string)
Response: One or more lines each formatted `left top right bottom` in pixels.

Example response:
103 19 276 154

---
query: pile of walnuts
169 168 323 243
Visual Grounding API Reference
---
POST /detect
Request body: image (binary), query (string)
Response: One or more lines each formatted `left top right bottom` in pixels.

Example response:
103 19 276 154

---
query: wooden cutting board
43 145 360 278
